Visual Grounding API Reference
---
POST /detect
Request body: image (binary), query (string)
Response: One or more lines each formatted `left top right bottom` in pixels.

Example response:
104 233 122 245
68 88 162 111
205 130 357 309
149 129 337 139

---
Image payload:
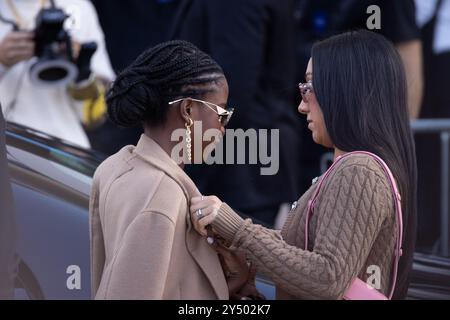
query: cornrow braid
107 40 225 127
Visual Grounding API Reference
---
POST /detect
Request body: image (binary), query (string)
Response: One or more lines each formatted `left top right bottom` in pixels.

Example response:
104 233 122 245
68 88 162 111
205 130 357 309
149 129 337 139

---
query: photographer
0 0 114 148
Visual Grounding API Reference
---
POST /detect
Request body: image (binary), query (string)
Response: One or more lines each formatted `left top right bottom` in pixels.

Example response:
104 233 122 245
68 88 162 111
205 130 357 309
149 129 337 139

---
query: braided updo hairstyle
106 40 225 127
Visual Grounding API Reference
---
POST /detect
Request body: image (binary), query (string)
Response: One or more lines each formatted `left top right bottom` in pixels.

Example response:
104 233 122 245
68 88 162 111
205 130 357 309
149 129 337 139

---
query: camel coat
89 134 228 299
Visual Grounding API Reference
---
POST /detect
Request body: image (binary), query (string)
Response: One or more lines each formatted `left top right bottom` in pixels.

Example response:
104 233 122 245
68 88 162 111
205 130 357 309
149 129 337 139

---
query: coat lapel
133 134 228 299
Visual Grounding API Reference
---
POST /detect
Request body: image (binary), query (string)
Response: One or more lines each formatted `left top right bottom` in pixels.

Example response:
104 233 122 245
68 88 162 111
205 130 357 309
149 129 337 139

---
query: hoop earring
185 118 193 162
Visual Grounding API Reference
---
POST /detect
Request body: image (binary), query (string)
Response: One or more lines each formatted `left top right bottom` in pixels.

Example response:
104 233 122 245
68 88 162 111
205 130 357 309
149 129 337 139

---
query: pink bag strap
304 151 403 300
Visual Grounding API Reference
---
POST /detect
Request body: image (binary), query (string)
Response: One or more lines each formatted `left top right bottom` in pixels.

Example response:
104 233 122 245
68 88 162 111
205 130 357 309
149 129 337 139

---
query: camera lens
39 67 68 82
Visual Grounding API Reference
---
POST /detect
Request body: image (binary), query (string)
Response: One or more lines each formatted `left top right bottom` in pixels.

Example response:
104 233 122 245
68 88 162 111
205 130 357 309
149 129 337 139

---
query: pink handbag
304 151 403 300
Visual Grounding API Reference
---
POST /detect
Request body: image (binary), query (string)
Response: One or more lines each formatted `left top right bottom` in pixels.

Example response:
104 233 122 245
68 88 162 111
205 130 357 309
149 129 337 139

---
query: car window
7 146 92 196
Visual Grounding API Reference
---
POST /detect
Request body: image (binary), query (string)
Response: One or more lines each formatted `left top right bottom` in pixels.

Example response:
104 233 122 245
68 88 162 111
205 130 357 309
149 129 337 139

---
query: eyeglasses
298 81 314 103
168 98 234 126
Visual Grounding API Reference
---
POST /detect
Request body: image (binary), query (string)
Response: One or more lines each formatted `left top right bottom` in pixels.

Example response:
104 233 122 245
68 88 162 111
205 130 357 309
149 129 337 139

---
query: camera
29 6 79 86
0 1 98 86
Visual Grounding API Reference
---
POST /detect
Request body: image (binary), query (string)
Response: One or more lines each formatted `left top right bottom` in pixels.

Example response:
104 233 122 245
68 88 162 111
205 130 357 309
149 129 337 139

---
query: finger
194 222 207 237
213 245 233 262
5 40 34 51
12 41 34 51
212 242 229 256
191 195 217 204
206 225 214 237
194 206 214 221
212 230 224 239
9 51 34 63
198 212 217 230
72 41 81 57
190 214 208 237
214 244 235 262
190 207 213 226
7 53 33 65
205 227 219 247
9 48 34 58
8 32 34 41
215 244 234 260
190 196 204 204
190 201 208 212
190 199 216 212
210 195 220 203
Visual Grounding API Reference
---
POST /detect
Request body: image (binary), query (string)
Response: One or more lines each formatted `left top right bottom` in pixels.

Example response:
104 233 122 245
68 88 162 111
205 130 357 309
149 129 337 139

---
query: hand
190 195 222 236
209 234 250 298
211 236 265 300
233 264 266 300
71 40 81 60
59 40 81 60
0 31 34 67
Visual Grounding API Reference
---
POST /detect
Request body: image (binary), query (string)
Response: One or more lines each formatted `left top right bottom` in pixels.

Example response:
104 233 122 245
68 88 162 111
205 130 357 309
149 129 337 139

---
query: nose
298 99 309 115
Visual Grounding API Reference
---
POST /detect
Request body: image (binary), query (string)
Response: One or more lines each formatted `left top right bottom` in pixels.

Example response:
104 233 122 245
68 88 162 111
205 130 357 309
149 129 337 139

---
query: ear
179 99 193 123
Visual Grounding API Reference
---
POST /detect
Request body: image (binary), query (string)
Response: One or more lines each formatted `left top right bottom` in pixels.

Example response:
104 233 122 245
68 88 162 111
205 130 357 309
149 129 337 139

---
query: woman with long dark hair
190 30 417 299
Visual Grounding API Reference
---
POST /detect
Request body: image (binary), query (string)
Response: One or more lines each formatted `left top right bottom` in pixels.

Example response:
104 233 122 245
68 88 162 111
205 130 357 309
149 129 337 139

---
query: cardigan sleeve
212 162 393 299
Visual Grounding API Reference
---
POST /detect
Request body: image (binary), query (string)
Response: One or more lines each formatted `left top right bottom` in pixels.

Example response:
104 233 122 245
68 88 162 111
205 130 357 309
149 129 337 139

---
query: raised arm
191 164 393 299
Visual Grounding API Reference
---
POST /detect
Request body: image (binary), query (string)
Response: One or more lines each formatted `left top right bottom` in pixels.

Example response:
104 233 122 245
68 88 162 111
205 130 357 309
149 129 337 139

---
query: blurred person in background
0 107 17 300
0 0 114 148
294 0 423 199
89 0 180 155
414 0 450 252
169 0 301 227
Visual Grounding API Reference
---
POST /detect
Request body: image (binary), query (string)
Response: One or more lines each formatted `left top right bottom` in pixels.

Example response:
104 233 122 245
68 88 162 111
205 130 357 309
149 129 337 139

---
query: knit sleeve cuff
213 203 245 243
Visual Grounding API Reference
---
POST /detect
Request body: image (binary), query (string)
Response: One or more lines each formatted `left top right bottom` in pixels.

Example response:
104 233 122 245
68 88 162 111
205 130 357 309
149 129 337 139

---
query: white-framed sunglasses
168 98 234 126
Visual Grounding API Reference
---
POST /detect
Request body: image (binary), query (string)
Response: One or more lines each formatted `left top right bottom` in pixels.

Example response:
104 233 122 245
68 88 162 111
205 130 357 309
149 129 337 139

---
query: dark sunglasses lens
220 115 227 126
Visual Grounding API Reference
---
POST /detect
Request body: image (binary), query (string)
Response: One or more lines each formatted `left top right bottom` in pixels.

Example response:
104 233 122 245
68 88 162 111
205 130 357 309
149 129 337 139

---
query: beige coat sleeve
213 163 392 299
99 211 175 299
89 175 105 298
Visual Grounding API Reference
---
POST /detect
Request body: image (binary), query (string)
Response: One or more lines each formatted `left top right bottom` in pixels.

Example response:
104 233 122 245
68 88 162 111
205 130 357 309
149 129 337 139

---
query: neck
144 126 185 169
334 147 346 161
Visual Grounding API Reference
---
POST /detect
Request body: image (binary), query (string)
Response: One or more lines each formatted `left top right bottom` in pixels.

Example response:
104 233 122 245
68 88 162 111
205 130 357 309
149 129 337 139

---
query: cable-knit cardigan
212 153 397 300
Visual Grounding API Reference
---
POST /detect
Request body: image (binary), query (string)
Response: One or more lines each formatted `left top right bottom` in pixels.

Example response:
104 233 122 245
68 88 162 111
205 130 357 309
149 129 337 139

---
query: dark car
4 122 450 299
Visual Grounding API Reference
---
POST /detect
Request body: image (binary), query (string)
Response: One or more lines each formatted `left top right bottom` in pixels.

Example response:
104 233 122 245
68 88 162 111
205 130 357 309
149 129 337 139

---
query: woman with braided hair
89 40 252 299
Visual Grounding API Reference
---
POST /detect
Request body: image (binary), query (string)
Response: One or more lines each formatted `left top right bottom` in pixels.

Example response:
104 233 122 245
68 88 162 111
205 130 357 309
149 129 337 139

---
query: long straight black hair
311 30 417 299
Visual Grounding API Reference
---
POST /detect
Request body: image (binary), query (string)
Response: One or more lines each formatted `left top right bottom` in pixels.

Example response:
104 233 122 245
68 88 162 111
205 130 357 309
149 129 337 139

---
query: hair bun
106 40 224 128
106 71 163 127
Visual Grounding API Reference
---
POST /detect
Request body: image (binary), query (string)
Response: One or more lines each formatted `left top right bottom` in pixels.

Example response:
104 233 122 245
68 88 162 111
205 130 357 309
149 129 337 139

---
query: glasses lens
218 114 227 126
299 83 312 102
